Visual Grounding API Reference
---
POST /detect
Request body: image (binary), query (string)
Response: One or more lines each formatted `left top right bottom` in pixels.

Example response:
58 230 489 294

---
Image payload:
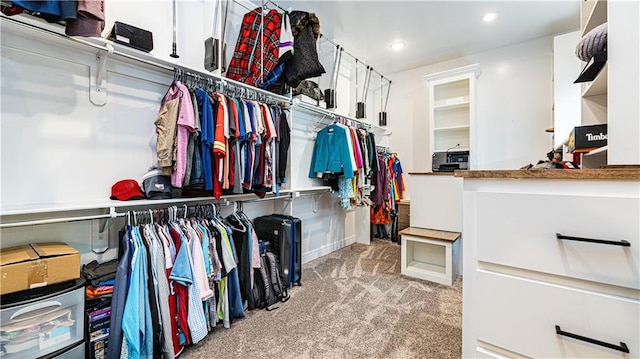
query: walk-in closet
1 1 638 358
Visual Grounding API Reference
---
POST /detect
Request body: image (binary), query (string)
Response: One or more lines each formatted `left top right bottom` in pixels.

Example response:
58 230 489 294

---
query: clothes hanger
223 202 246 232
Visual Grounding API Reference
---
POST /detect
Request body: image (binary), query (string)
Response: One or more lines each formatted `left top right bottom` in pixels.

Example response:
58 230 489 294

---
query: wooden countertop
453 169 640 180
408 172 456 176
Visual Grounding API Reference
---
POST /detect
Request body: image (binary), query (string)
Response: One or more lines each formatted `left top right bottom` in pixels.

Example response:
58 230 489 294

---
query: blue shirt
234 98 246 139
196 89 214 191
106 228 132 359
122 227 154 359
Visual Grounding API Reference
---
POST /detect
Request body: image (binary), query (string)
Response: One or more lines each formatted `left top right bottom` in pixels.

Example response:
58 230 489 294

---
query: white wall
388 35 557 198
553 31 582 150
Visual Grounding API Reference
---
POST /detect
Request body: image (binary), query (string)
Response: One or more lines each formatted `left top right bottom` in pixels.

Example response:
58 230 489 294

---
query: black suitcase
253 215 302 288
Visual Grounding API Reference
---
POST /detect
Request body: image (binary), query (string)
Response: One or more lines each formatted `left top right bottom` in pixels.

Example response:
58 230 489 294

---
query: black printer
432 150 470 172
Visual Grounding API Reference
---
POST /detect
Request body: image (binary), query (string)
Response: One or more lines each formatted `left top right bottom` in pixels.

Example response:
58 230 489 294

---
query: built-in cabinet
424 64 480 170
579 0 608 127
578 0 609 168
577 0 640 167
460 171 640 358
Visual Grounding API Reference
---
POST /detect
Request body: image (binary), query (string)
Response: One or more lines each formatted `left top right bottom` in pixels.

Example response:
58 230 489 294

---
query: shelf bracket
90 207 117 254
90 44 113 106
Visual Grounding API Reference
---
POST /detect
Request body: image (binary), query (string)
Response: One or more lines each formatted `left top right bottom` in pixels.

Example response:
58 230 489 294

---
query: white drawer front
476 270 639 358
477 192 640 289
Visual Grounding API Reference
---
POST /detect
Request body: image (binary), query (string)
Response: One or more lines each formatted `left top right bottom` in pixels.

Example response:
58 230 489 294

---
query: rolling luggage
253 215 302 288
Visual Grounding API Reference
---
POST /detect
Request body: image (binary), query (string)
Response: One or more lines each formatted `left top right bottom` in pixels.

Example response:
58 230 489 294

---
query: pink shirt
163 82 195 188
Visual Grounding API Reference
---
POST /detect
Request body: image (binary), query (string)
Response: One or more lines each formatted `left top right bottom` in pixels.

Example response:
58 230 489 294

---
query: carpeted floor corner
182 239 462 359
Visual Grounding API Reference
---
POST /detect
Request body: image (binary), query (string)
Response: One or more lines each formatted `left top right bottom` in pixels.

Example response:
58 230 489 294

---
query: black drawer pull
555 325 629 353
556 233 630 247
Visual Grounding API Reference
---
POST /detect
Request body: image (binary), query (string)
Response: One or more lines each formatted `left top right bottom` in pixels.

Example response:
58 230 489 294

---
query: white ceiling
283 0 580 75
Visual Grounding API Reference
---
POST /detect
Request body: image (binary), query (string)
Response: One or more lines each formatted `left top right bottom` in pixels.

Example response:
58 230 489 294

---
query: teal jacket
309 124 355 179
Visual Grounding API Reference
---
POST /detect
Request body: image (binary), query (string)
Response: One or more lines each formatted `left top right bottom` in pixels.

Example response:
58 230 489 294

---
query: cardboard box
0 242 80 295
568 124 608 153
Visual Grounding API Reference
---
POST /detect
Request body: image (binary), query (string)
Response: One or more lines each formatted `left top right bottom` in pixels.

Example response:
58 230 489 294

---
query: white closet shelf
0 187 336 218
582 63 608 98
433 148 470 153
1 15 292 104
581 0 607 37
434 96 470 110
285 186 333 194
583 145 608 156
434 125 470 132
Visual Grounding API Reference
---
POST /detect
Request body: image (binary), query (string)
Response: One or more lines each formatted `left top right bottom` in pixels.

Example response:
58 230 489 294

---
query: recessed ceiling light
390 41 405 51
482 12 499 23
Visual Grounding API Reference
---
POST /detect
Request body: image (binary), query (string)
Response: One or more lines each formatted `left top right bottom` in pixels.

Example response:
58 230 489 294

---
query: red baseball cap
110 179 145 201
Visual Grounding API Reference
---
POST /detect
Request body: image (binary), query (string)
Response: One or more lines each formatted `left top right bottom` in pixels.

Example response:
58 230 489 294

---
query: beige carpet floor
182 239 462 359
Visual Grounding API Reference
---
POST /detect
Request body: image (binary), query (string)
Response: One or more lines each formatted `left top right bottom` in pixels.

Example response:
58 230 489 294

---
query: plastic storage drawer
0 279 85 359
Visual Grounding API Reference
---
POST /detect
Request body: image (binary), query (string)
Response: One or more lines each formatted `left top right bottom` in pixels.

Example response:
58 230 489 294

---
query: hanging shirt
350 128 364 170
163 82 196 188
169 224 208 345
244 101 258 188
145 225 175 359
122 227 154 359
392 157 405 199
155 98 180 175
183 90 201 187
184 221 215 300
168 225 192 346
278 108 291 184
232 99 245 193
309 124 355 178
227 8 283 87
196 89 214 191
106 228 132 359
335 123 357 173
212 93 228 198
157 224 182 356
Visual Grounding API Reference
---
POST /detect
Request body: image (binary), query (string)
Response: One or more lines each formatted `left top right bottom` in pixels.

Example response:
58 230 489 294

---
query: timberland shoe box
568 124 608 153
0 242 80 295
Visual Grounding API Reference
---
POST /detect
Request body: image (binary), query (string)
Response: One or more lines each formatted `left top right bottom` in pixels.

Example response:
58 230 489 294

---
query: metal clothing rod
383 81 392 111
241 193 293 203
297 191 331 198
0 212 125 229
266 0 287 12
295 101 372 129
319 34 390 83
231 0 253 11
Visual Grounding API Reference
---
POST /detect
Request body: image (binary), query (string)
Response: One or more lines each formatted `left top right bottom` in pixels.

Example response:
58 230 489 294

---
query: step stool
399 227 461 286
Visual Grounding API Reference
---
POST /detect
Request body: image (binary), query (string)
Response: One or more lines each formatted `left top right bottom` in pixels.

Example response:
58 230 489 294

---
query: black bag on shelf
574 50 607 83
108 22 153 53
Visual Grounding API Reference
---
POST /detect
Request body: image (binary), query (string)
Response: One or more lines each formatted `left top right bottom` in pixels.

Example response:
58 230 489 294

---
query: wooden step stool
399 227 461 286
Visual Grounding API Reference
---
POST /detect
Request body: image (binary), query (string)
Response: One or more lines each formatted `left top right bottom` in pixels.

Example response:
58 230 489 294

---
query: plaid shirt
227 8 282 88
